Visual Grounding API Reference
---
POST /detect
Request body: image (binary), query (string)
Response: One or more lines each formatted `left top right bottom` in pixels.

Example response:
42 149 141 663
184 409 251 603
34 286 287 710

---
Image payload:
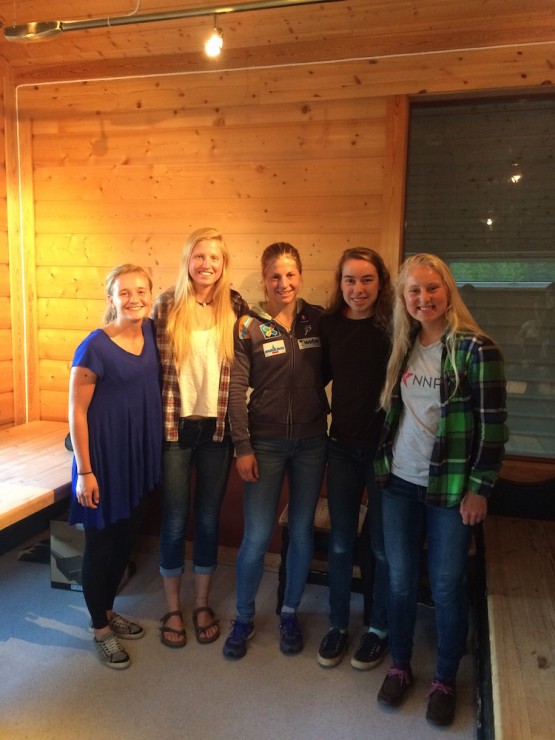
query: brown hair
104 264 153 324
261 242 302 285
327 247 393 330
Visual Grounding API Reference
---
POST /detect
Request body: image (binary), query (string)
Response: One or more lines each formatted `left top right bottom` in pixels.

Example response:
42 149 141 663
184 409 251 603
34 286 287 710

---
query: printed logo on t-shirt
263 340 286 357
298 337 321 350
402 366 441 389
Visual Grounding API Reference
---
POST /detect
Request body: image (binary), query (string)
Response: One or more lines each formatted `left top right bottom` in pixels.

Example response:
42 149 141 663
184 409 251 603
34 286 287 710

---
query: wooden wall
0 63 12 426
0 0 554 426
12 69 408 423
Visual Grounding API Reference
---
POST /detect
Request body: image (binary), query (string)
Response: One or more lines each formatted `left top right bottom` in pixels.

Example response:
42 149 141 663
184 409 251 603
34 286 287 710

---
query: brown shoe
377 666 414 707
426 681 456 726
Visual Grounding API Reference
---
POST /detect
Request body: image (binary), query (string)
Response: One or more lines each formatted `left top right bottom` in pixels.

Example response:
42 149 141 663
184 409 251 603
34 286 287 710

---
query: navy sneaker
317 628 348 667
351 632 388 670
279 613 303 655
222 619 254 660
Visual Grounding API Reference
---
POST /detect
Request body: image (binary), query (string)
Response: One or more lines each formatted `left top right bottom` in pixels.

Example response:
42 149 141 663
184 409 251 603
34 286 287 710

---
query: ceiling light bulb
205 23 223 57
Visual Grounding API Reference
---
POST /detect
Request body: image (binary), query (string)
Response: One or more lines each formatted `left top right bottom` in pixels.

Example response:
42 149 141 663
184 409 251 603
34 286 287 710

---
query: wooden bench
484 516 555 739
0 420 72 531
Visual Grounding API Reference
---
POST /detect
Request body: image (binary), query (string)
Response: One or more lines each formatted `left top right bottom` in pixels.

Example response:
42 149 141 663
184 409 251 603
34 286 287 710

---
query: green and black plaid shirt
375 331 508 507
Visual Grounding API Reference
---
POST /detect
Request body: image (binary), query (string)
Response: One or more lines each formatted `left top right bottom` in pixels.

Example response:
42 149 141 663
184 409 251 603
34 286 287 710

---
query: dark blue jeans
159 418 233 577
326 438 388 632
236 434 327 621
382 474 472 683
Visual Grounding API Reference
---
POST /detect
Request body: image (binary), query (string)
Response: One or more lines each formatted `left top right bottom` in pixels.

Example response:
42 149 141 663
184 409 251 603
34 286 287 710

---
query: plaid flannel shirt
374 331 508 507
153 287 248 443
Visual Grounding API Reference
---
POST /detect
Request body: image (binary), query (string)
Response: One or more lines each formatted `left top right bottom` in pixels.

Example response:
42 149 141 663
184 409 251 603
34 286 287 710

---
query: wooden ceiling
0 0 554 84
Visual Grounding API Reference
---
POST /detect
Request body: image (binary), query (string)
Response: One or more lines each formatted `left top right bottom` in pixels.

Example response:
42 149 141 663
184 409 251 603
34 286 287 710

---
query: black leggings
82 498 146 630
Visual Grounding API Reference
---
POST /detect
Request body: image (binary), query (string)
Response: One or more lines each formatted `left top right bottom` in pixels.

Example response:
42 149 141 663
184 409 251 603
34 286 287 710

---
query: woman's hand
459 491 487 526
236 454 259 483
76 473 100 509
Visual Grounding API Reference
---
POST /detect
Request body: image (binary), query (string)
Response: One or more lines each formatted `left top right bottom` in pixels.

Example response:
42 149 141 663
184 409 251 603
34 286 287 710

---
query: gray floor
0 533 477 740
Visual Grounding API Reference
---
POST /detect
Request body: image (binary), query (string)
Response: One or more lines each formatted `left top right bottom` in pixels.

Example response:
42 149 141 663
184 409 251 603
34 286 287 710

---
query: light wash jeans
235 434 327 622
382 474 472 682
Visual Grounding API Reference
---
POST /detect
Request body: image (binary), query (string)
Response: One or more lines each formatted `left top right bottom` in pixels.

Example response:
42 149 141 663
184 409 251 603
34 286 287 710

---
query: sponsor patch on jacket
298 337 321 350
238 315 253 339
260 321 281 339
263 339 286 357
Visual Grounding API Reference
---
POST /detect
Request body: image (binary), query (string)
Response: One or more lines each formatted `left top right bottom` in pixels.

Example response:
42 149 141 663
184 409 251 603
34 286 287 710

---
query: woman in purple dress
69 263 162 670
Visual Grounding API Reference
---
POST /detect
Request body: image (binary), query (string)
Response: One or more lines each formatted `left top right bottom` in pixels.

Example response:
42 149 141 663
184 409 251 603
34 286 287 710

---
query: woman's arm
69 366 99 508
228 317 255 459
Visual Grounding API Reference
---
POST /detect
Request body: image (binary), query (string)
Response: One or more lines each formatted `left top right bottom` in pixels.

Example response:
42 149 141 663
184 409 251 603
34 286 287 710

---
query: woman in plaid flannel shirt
375 254 507 727
154 228 247 648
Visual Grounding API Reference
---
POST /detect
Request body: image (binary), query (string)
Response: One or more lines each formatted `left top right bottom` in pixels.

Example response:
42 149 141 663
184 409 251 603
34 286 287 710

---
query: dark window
404 96 555 459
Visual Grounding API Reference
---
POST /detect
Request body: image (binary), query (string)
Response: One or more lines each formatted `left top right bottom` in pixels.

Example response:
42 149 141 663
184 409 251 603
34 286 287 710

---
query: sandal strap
159 625 186 637
193 606 215 620
160 610 183 625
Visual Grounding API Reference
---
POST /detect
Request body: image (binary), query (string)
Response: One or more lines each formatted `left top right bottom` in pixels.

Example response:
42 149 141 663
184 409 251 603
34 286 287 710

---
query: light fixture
204 14 223 57
3 0 346 42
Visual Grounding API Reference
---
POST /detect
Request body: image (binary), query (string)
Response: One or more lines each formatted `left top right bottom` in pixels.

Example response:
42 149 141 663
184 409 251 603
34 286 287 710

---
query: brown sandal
193 606 220 645
159 610 187 648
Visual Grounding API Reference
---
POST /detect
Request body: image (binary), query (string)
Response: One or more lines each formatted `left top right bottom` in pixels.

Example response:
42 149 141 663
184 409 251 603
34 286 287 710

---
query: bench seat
484 516 555 740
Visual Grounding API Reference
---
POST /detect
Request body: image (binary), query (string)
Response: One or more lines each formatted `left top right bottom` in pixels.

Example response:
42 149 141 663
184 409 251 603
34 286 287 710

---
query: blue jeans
326 438 388 632
236 434 327 622
382 474 472 683
159 418 233 577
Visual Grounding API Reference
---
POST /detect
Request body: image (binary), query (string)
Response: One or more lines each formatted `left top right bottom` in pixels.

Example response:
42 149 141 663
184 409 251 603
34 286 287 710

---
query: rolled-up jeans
235 434 327 622
159 417 233 577
382 474 472 683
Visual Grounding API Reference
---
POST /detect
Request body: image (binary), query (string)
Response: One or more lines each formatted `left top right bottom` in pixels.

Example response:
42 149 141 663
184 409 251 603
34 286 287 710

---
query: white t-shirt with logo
391 339 442 486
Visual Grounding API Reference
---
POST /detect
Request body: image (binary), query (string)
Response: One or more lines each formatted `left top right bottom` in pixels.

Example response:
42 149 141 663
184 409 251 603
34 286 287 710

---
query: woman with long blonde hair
375 253 507 726
154 227 248 648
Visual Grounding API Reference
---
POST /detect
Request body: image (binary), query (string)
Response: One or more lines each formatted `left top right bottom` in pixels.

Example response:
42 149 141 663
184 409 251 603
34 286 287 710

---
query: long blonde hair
166 227 235 365
104 264 153 324
380 253 482 410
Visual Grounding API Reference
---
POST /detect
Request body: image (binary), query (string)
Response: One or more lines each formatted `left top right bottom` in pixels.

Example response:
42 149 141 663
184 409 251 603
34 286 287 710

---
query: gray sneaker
95 631 130 670
89 612 144 639
108 612 145 639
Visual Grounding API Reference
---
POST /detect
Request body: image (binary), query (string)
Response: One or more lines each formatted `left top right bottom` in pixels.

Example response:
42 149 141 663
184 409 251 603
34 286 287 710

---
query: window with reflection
404 95 555 459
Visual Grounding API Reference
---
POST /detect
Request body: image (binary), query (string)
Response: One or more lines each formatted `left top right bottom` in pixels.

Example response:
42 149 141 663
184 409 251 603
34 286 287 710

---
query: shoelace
427 680 455 698
230 620 252 639
110 613 139 633
99 632 124 656
386 667 412 685
280 616 299 635
322 630 343 648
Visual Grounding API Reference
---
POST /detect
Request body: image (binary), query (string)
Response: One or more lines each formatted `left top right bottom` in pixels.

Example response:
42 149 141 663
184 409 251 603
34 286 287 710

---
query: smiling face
341 258 380 319
403 264 449 336
109 272 153 323
263 255 302 313
188 238 224 294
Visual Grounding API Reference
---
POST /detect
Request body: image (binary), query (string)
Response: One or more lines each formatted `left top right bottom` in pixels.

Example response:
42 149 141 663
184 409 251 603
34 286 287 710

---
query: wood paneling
0 0 554 422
